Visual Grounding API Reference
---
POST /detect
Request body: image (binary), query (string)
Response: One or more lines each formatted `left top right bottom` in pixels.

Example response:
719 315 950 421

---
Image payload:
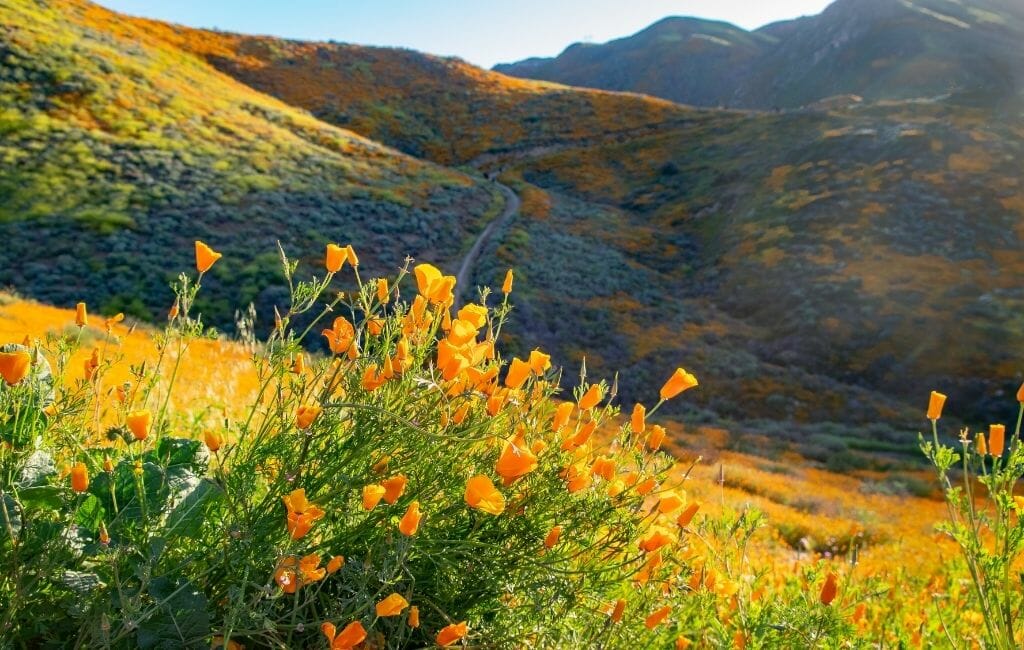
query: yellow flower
126 410 152 441
375 592 409 617
282 488 325 540
502 269 514 294
660 368 698 400
504 358 532 390
646 424 666 450
377 278 390 303
194 240 222 273
464 475 506 515
631 403 646 434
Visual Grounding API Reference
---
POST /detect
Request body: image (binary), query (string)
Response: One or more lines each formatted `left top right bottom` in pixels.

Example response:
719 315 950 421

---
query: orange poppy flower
504 358 531 390
195 240 222 273
326 555 345 573
452 402 471 425
70 462 89 493
366 318 385 336
639 529 675 553
977 432 988 455
362 364 387 391
296 404 322 429
399 501 421 536
561 420 596 451
282 488 325 540
436 621 468 647
126 410 152 441
578 385 603 411
927 391 946 420
660 368 698 400
646 425 666 450
552 402 574 432
528 349 551 374
457 304 488 329
1018 381 1024 403
362 484 386 510
274 559 299 594
0 350 31 386
75 302 88 327
376 592 410 617
631 403 646 434
677 502 700 527
464 475 505 515
299 553 326 583
820 572 838 605
590 456 615 481
103 455 114 472
322 621 367 650
658 491 684 514
645 605 671 629
322 316 356 355
377 278 390 303
325 243 347 273
204 429 223 452
544 525 562 549
414 263 455 304
408 606 420 628
502 269 514 294
291 354 305 374
381 475 408 504
496 436 538 481
989 424 1006 457
609 599 626 623
636 477 657 495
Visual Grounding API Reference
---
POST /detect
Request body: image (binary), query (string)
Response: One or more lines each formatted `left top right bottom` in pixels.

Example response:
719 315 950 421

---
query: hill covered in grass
4 0 1024 442
0 0 497 324
495 0 1024 109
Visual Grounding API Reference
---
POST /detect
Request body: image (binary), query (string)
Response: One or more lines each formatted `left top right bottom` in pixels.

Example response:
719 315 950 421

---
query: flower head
989 424 1006 457
195 240 222 273
502 269 514 294
375 592 409 617
70 462 89 493
325 243 347 273
75 302 88 327
660 368 698 401
0 350 31 386
296 404 322 429
820 572 839 605
399 501 422 536
464 475 506 515
126 410 152 441
436 621 468 647
322 621 366 650
578 384 603 411
204 429 223 452
381 474 408 504
362 484 385 510
927 391 947 421
322 317 356 355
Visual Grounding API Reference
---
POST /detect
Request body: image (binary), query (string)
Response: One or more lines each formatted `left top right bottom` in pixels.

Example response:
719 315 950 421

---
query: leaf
17 485 62 512
152 437 209 471
165 468 220 539
75 493 105 530
0 492 20 539
135 576 210 649
62 570 104 596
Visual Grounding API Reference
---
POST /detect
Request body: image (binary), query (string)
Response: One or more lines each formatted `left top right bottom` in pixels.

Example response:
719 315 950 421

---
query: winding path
453 181 520 307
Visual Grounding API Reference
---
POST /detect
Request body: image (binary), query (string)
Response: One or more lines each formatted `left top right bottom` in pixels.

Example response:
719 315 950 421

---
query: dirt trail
453 182 519 307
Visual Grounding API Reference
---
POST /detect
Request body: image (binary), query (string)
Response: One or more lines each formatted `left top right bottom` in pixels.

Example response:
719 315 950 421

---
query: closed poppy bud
381 474 408 504
408 605 420 628
436 621 468 647
398 501 421 536
977 432 988 455
83 348 99 381
296 404 321 429
578 384 603 411
505 358 531 389
820 571 838 605
377 278 389 303
989 424 1006 457
502 269 514 294
0 350 31 386
103 455 114 472
70 462 89 493
325 243 346 273
99 521 110 545
646 425 666 450
675 638 692 650
677 502 700 527
631 403 646 434
345 244 359 267
465 475 505 515
1017 381 1024 403
645 605 671 629
544 525 562 549
126 409 152 441
376 592 409 617
326 555 344 573
291 354 305 374
204 429 223 452
168 300 179 320
362 484 386 510
927 391 946 420
75 302 88 327
195 240 222 273
609 598 626 623
660 368 698 401
452 402 471 424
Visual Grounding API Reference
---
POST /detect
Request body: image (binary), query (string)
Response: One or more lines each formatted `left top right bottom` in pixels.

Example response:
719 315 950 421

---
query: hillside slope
495 0 1024 109
0 0 495 323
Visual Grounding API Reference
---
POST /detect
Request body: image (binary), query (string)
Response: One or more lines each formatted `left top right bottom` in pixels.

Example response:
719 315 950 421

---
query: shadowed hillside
496 0 1024 109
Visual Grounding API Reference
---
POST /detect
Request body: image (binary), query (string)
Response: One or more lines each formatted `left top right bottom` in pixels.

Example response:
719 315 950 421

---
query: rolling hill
495 0 1024 109
3 0 1023 455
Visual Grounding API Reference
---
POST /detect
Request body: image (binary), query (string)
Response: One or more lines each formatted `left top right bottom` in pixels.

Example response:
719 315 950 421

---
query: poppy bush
0 242 857 648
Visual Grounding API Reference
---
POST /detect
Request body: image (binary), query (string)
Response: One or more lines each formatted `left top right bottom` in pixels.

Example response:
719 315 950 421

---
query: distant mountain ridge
495 0 1024 109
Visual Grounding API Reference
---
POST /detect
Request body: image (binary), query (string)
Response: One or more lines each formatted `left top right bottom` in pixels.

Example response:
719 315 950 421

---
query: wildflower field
0 241 1021 649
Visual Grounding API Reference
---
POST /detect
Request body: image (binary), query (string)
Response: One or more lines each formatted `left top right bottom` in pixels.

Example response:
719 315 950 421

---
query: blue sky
95 1 834 68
